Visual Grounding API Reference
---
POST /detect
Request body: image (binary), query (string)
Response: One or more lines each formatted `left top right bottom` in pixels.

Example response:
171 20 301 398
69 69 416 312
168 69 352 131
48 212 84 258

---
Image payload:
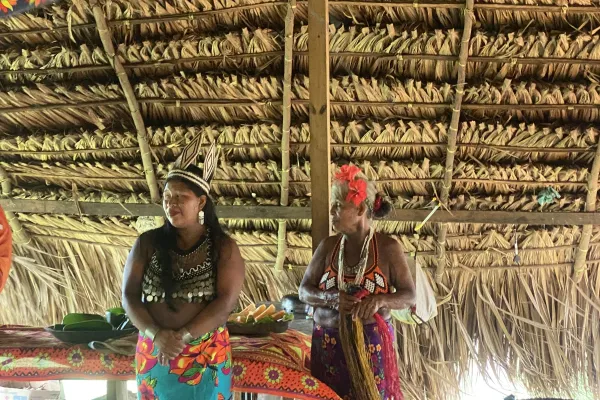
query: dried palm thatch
1 120 596 164
2 0 600 398
324 0 600 31
7 25 600 85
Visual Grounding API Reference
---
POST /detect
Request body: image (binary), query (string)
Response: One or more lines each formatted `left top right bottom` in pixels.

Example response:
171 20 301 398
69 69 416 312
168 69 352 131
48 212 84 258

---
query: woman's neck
344 223 371 249
175 224 207 250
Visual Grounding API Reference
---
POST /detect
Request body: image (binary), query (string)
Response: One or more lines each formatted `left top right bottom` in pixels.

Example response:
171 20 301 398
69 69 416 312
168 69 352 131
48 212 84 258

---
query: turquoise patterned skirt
135 326 232 400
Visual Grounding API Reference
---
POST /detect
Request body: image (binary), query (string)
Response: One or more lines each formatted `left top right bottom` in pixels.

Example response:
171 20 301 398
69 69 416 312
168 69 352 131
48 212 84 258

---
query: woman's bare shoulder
375 233 404 253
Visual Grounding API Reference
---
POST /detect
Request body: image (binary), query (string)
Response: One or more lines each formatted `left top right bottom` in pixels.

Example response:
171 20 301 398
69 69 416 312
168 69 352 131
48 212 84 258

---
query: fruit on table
228 303 293 324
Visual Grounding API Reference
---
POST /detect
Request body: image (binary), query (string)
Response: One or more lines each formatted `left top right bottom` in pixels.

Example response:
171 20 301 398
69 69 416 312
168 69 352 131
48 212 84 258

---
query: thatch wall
1 0 600 399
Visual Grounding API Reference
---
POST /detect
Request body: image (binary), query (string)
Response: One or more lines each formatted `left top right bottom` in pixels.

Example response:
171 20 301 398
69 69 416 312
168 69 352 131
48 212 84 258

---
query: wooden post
308 0 331 252
573 127 600 281
91 3 162 216
434 0 474 282
275 0 296 271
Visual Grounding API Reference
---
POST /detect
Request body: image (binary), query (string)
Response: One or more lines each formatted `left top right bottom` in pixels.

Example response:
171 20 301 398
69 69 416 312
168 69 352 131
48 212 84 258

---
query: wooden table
0 324 339 400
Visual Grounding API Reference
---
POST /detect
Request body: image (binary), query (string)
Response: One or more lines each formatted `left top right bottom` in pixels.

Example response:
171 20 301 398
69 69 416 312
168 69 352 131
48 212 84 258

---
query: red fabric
0 327 341 400
0 206 12 293
356 289 403 400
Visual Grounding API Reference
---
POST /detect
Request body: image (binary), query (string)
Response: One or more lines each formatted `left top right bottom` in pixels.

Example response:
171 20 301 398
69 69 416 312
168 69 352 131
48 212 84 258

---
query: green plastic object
106 307 126 315
63 320 113 332
537 187 561 206
62 313 104 326
391 309 417 325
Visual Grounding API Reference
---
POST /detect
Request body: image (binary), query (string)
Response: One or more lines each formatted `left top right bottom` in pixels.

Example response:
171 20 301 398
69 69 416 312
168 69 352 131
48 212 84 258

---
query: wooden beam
91 4 161 206
4 198 600 225
275 0 296 271
434 0 475 282
308 0 331 252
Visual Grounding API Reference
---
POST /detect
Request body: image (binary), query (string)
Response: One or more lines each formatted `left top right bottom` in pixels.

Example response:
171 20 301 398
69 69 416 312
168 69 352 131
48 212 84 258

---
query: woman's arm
122 234 159 333
298 236 339 309
123 233 185 361
353 237 416 320
182 237 245 339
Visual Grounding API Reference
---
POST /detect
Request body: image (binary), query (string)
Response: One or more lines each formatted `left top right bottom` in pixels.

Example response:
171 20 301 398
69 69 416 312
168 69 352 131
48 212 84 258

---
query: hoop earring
198 210 205 225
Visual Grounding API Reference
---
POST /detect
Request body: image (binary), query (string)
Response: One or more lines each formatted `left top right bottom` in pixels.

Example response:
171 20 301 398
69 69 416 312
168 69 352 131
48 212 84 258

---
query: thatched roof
1 0 600 399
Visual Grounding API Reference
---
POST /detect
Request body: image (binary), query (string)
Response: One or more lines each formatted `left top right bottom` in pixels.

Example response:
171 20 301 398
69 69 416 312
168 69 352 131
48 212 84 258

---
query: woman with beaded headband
299 164 416 400
122 141 245 400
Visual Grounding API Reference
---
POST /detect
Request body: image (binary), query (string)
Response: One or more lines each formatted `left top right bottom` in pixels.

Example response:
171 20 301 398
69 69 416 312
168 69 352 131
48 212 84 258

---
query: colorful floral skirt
135 326 232 400
310 321 397 400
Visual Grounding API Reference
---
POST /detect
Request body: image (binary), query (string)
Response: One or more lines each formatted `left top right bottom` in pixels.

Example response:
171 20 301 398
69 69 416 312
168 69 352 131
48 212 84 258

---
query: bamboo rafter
572 130 600 282
435 0 474 282
91 3 161 206
275 0 296 271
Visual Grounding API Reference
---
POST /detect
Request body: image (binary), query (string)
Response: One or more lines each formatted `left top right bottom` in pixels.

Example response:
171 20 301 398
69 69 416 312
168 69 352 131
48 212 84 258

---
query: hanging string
513 228 521 265
356 289 403 400
339 307 381 400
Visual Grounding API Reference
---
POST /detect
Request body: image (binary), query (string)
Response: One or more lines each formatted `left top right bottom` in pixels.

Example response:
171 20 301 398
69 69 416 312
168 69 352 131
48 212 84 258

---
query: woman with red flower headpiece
299 164 416 400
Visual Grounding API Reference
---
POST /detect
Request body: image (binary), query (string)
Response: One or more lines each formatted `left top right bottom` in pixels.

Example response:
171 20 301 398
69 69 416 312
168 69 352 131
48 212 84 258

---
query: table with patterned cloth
0 0 59 18
0 326 340 400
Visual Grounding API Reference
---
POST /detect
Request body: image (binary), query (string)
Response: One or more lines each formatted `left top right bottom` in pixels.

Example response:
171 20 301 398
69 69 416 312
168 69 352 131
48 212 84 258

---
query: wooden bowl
45 324 138 344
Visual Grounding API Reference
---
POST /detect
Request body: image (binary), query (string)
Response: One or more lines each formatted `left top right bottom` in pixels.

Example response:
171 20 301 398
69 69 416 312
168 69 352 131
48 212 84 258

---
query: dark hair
155 165 228 311
372 193 393 220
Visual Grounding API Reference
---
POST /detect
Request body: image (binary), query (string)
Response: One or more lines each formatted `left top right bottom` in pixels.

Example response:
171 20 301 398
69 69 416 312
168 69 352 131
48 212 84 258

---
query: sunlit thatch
1 0 599 399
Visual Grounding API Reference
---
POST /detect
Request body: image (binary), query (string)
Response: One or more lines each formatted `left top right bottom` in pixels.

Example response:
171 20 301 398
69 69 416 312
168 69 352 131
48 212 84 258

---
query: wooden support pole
91 4 161 207
275 0 296 271
0 167 31 244
434 0 475 282
308 0 331 252
572 130 600 281
106 381 128 400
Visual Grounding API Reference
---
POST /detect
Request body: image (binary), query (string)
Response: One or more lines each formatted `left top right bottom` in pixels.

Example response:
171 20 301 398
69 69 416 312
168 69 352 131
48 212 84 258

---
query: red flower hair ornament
347 179 368 207
335 165 368 207
373 195 382 212
334 164 361 183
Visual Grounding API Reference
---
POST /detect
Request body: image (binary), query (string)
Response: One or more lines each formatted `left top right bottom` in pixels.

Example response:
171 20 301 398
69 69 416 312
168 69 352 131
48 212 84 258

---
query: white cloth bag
391 257 437 325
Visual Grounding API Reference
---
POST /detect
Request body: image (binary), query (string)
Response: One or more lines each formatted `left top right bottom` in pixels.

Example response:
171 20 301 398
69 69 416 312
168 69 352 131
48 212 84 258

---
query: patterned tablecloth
0 326 340 400
0 0 59 18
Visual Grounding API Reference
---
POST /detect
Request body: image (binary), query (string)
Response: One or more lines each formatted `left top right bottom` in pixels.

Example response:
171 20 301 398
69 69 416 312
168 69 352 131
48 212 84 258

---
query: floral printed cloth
310 321 399 400
0 0 58 18
136 326 232 400
0 326 341 400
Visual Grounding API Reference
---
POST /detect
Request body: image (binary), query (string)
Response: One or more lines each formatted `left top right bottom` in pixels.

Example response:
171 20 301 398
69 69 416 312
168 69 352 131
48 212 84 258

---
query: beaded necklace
337 229 374 291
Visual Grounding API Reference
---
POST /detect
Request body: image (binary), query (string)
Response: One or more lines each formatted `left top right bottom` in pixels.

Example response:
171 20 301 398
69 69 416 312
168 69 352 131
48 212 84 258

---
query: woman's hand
338 291 361 314
157 351 170 367
154 329 184 360
352 295 383 320
324 290 339 310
